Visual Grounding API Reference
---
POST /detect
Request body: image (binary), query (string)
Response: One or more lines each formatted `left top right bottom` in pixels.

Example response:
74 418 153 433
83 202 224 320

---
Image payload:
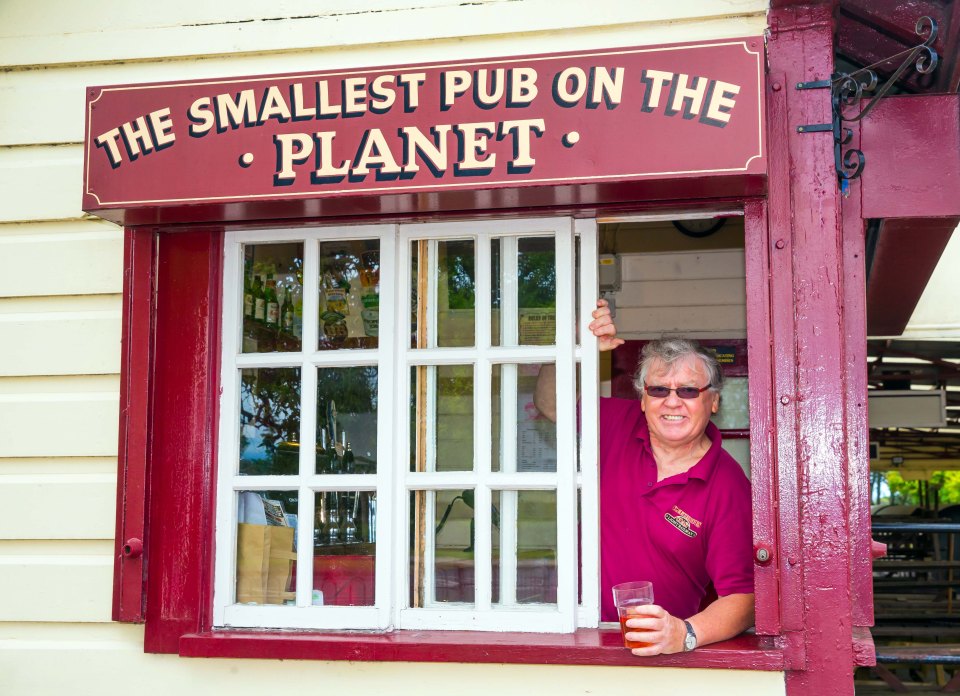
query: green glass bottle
342 438 355 474
264 274 279 328
252 274 265 323
281 286 295 335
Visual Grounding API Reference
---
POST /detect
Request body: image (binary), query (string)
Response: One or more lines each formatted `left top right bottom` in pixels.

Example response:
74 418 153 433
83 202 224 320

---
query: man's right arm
533 298 623 423
533 363 558 423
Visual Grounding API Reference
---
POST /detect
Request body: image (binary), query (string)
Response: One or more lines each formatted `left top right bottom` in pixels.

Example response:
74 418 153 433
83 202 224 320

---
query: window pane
242 242 303 354
410 365 474 472
318 240 380 350
313 491 376 606
492 490 558 606
492 237 557 347
711 376 750 430
491 363 557 473
410 490 475 606
316 367 378 474
575 235 581 346
410 239 476 349
239 368 301 476
236 490 298 606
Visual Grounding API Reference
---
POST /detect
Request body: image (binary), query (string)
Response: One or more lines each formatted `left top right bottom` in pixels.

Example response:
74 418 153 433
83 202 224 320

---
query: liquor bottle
264 275 280 328
281 286 295 336
243 267 254 320
317 427 330 474
342 438 355 474
327 430 341 475
253 274 265 323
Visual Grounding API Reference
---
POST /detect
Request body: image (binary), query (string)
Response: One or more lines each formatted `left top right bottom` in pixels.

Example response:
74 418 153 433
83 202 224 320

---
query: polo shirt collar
634 412 723 484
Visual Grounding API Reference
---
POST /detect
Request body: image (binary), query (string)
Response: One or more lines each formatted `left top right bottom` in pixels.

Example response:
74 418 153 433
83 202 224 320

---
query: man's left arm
685 592 755 648
624 593 754 655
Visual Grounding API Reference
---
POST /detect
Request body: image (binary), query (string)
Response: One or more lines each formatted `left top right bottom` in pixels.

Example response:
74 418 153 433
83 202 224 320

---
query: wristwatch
683 620 698 651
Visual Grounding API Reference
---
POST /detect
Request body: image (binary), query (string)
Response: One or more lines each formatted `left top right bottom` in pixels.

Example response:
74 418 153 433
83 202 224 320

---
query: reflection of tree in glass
239 369 301 475
316 367 378 416
444 241 476 310
518 240 556 309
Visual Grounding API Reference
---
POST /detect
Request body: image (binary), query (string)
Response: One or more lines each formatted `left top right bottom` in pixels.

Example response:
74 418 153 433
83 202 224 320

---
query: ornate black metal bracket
795 16 939 191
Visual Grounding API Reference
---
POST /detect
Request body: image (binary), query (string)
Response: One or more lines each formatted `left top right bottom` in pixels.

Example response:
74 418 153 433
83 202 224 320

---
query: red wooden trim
97 176 766 228
841 125 873 629
199 230 224 632
143 229 223 653
764 69 803 634
179 629 787 670
113 227 155 622
744 198 780 636
770 5 859 695
852 627 876 668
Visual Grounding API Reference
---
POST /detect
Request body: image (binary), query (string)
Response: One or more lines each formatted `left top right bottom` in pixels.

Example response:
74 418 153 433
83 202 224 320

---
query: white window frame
213 217 597 633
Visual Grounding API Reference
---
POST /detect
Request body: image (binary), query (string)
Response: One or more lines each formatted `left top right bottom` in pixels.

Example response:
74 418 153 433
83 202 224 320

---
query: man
535 299 754 655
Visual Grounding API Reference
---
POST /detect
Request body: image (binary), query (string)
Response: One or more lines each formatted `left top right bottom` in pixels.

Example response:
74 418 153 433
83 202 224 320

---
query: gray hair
632 338 724 395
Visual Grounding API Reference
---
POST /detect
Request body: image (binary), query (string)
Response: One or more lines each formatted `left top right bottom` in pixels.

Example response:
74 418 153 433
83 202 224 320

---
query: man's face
640 356 719 450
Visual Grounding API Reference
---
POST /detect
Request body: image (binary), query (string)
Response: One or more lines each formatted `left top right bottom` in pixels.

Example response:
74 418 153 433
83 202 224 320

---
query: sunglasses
644 384 713 399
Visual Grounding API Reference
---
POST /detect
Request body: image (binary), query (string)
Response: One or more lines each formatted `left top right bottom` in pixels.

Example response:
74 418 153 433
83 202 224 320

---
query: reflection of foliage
518 241 556 309
445 239 556 311
880 470 960 507
239 368 301 475
444 241 476 310
317 367 378 417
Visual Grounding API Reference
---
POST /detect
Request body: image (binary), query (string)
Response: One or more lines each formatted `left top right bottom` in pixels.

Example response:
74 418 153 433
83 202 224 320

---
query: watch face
672 217 727 238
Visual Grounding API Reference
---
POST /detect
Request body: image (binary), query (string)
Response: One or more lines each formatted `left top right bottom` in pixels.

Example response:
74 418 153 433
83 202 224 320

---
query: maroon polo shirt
599 396 754 622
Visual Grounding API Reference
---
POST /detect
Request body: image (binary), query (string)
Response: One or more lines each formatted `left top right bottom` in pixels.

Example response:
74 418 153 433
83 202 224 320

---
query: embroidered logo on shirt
664 506 702 538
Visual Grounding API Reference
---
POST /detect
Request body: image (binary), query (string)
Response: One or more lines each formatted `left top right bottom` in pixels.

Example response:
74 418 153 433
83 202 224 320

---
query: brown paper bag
236 523 297 605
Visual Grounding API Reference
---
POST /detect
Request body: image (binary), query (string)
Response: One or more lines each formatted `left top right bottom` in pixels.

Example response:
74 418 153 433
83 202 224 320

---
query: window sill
179 628 786 670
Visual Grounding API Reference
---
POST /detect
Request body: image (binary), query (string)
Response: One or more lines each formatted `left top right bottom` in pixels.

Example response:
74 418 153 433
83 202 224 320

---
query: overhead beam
866 218 956 336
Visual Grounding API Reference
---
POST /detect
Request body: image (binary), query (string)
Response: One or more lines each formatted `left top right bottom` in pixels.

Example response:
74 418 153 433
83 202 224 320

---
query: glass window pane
493 236 557 347
410 490 475 606
492 490 557 607
236 490 298 606
239 368 301 476
410 239 476 349
711 376 750 430
242 243 303 354
575 235 581 346
491 363 557 473
491 238 502 347
518 237 556 346
410 365 474 472
318 240 380 350
316 367 378 474
313 491 376 606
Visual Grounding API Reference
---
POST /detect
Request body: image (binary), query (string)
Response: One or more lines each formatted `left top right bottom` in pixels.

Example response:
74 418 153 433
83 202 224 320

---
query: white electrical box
599 254 621 292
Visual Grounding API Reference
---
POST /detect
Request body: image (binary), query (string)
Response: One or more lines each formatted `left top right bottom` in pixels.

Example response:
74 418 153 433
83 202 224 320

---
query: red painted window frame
112 201 788 667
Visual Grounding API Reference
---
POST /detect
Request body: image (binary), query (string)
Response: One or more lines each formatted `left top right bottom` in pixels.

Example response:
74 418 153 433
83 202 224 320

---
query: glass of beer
612 581 655 649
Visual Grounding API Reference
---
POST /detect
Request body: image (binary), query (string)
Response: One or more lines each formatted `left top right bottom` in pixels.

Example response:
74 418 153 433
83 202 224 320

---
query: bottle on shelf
264 275 280 328
281 286 295 336
341 433 354 474
317 427 330 474
252 273 265 324
243 266 254 321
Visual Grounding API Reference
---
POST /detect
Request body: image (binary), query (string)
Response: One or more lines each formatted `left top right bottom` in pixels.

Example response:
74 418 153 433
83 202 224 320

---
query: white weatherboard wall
613 248 747 340
0 2 783 694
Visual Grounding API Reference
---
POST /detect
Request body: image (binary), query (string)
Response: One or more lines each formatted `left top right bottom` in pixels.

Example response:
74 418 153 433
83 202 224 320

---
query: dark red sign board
83 38 765 214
